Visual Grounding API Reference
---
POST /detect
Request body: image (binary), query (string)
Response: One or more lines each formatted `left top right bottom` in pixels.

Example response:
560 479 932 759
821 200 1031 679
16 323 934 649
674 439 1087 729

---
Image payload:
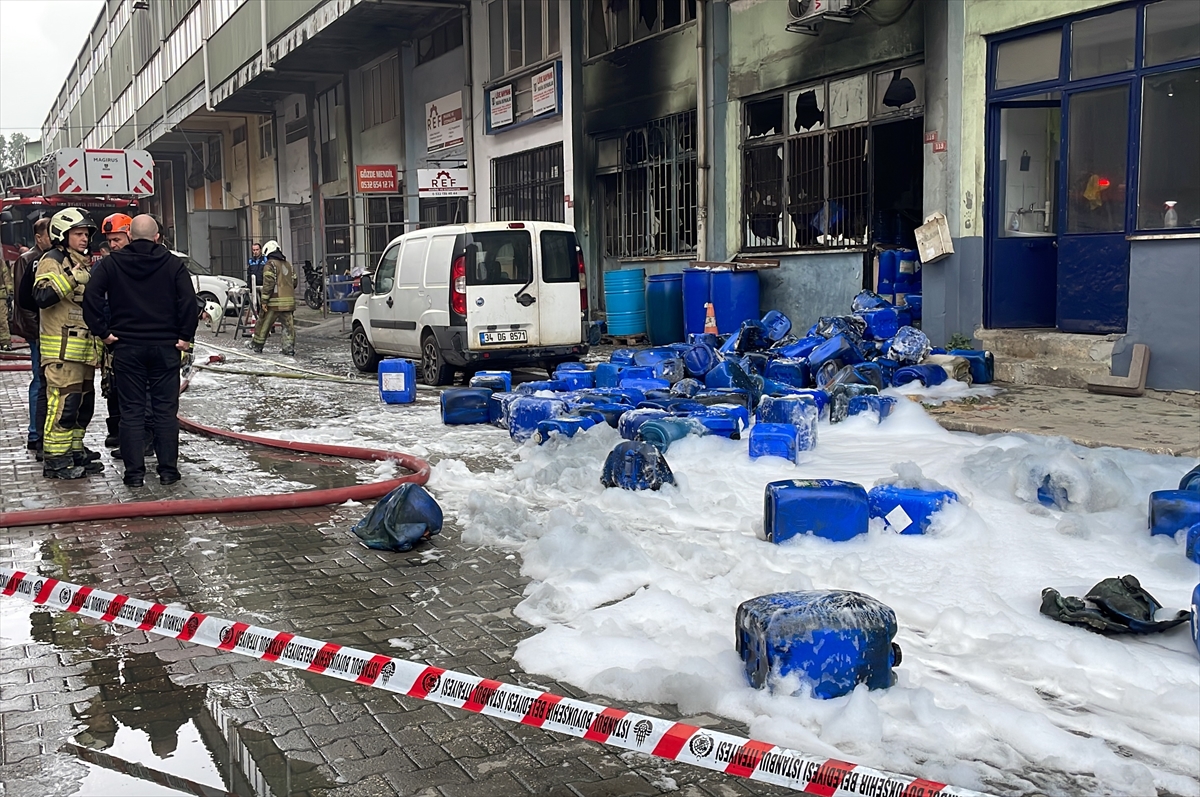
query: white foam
182 372 1200 794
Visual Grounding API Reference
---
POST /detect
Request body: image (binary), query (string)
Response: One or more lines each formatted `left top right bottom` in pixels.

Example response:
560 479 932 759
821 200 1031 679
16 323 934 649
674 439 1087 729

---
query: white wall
469 0 574 225
278 93 311 206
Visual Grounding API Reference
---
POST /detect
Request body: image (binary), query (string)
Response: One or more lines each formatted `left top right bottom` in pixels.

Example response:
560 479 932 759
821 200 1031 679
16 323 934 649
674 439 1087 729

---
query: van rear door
464 227 541 349
537 228 585 346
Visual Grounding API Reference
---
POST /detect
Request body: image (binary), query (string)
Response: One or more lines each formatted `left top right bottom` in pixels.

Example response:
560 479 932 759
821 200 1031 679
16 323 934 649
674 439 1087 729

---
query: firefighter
248 240 296 356
1 248 11 351
32 208 105 479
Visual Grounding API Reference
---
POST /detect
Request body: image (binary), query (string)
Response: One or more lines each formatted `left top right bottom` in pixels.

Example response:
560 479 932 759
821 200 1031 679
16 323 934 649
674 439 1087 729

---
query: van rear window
540 231 579 283
464 231 532 286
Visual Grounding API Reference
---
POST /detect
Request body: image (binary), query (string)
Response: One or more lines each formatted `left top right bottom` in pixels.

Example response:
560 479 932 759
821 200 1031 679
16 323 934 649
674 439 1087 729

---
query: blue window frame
986 0 1200 233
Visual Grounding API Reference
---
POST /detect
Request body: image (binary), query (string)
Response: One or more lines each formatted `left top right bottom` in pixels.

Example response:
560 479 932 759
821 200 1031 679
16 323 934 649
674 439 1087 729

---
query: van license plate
480 330 528 345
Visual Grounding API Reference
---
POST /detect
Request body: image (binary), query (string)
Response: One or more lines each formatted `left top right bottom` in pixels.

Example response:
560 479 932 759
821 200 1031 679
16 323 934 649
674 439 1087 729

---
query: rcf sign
356 165 398 193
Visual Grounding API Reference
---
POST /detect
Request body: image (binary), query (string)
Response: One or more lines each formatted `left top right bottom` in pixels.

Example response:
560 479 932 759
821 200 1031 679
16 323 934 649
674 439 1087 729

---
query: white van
351 221 589 384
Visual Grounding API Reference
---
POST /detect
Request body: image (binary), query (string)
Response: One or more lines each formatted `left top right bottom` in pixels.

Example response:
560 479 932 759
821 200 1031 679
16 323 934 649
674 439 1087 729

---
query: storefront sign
489 85 514 129
426 92 464 153
418 168 470 198
355 164 398 193
531 65 558 116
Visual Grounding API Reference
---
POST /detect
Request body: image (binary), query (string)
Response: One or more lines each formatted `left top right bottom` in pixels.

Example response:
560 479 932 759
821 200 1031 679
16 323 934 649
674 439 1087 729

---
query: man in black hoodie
83 215 198 487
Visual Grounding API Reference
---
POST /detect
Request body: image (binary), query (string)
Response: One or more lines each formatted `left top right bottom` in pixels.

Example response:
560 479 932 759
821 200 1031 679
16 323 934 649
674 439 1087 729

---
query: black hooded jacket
83 239 199 346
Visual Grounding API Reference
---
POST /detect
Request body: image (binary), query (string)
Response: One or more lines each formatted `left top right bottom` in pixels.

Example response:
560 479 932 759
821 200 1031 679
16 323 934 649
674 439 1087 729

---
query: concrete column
921 0 982 347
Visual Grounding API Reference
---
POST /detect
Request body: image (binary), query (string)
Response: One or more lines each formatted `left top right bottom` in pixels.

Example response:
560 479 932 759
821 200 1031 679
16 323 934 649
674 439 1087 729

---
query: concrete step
975 327 1121 363
993 358 1113 390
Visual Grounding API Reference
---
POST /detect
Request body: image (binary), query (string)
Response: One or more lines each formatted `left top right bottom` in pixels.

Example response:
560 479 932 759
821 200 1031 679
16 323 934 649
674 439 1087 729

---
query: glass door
1058 84 1131 333
987 102 1060 328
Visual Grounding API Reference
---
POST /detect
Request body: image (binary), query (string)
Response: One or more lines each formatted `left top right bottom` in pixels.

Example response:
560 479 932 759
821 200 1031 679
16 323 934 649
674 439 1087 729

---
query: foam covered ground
182 366 1200 797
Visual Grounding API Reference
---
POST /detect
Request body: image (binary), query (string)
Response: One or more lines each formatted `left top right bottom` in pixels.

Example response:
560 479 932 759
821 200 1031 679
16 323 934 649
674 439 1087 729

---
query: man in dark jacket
83 215 198 487
12 217 51 452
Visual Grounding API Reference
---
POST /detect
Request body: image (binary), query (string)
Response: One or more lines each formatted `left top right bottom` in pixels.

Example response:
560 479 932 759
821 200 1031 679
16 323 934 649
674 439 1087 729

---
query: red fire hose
0 397 431 530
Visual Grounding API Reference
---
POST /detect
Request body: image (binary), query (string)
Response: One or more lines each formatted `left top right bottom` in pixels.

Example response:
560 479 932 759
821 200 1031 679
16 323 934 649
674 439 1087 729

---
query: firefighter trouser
0 290 10 347
43 362 96 457
252 308 295 350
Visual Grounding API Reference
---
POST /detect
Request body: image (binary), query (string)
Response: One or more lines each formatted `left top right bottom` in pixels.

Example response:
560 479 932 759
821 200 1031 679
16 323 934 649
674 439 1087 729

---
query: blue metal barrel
603 268 647 336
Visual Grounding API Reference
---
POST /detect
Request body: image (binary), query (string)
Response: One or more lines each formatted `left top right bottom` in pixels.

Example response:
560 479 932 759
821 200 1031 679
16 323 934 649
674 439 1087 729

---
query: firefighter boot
44 455 86 480
73 450 104 475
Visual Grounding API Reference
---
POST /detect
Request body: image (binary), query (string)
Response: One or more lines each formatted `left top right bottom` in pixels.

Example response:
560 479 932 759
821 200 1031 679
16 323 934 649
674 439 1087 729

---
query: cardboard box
914 212 954 264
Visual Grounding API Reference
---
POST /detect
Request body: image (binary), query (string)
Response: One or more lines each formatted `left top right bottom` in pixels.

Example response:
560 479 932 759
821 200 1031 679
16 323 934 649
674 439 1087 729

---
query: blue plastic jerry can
687 404 750 439
847 394 897 422
775 336 826 360
440 388 493 425
764 479 870 543
470 370 512 392
601 441 675 491
594 362 627 388
379 358 417 404
618 408 672 441
868 485 958 534
760 310 792 342
949 349 994 384
765 358 810 388
1191 584 1200 656
555 369 596 391
637 417 706 452
610 348 638 366
506 396 568 442
749 423 807 463
857 307 901 341
892 364 948 388
534 416 597 444
1148 490 1200 537
757 394 820 432
736 590 900 698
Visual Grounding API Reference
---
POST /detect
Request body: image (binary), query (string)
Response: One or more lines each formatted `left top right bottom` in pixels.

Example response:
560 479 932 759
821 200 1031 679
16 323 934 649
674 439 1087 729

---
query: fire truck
0 148 155 261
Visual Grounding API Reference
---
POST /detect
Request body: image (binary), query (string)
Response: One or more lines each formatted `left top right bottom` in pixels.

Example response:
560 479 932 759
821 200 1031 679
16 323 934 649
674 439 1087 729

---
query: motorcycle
302 260 324 310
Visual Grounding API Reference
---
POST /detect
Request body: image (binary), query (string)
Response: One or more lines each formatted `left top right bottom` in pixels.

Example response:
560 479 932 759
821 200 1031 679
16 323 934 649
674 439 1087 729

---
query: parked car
174 251 247 315
351 221 589 385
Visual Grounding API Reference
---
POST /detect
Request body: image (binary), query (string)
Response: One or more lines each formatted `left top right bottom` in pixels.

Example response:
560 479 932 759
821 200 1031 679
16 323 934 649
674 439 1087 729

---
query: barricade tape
0 568 984 797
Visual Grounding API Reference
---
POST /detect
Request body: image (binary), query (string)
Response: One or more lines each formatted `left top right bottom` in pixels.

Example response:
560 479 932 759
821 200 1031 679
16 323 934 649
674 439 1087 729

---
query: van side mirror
359 274 373 294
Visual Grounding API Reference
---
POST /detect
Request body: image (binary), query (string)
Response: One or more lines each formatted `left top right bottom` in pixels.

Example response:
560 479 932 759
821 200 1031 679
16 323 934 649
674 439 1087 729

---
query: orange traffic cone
703 302 718 335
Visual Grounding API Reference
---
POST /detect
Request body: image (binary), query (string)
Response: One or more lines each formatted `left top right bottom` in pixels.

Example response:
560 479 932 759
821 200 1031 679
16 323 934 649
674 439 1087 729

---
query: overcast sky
0 0 106 142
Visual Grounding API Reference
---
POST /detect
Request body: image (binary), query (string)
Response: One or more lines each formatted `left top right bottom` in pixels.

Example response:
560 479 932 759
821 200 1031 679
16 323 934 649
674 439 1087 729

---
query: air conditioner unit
787 0 853 35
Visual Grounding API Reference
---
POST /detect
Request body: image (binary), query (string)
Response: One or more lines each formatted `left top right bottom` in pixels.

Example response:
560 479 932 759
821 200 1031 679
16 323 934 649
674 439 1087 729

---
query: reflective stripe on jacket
262 258 296 311
35 249 102 367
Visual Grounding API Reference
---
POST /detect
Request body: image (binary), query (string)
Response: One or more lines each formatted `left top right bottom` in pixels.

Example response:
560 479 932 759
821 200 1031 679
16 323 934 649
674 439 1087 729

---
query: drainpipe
260 0 275 73
202 0 215 111
695 0 709 262
461 5 474 222
158 2 169 130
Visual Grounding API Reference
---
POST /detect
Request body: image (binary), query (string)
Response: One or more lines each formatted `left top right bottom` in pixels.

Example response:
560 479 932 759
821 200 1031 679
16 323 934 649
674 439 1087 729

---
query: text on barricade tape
0 568 985 797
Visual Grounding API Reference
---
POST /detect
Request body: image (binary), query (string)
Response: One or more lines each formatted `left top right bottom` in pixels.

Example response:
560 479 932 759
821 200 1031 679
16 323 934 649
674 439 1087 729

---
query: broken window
588 0 696 58
743 75 879 250
598 111 697 257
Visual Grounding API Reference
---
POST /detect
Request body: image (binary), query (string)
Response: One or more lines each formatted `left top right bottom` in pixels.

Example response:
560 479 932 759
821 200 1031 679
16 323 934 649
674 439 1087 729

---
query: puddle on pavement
17 608 336 797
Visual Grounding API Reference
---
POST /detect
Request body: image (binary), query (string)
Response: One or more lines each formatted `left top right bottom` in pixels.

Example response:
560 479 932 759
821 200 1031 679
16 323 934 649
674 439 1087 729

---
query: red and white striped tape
1 568 983 797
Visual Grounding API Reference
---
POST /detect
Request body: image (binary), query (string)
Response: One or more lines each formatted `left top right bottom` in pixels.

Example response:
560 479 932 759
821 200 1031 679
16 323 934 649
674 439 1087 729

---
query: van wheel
420 333 455 386
351 325 381 373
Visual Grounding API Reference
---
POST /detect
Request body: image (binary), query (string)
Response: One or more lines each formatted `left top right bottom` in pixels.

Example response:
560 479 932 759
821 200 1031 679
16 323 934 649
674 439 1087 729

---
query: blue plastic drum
604 269 647 336
645 273 685 345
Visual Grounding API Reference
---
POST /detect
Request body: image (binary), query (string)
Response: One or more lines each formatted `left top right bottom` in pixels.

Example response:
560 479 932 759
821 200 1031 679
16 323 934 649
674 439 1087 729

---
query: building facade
38 0 1199 389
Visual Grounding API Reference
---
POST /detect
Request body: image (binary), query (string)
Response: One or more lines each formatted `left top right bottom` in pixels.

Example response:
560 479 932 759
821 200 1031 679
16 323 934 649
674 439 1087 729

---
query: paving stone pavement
0 362 797 797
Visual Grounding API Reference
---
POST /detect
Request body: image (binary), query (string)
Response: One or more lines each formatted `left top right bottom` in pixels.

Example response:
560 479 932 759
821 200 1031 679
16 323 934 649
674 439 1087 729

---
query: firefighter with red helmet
31 208 105 479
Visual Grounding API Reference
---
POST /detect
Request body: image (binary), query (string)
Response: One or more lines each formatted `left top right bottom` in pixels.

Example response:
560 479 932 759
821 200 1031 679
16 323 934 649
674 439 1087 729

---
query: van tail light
451 255 467 316
576 248 588 312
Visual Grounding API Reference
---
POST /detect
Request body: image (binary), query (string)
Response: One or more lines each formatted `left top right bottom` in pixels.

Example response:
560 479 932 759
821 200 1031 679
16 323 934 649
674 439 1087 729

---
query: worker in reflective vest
32 208 105 480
